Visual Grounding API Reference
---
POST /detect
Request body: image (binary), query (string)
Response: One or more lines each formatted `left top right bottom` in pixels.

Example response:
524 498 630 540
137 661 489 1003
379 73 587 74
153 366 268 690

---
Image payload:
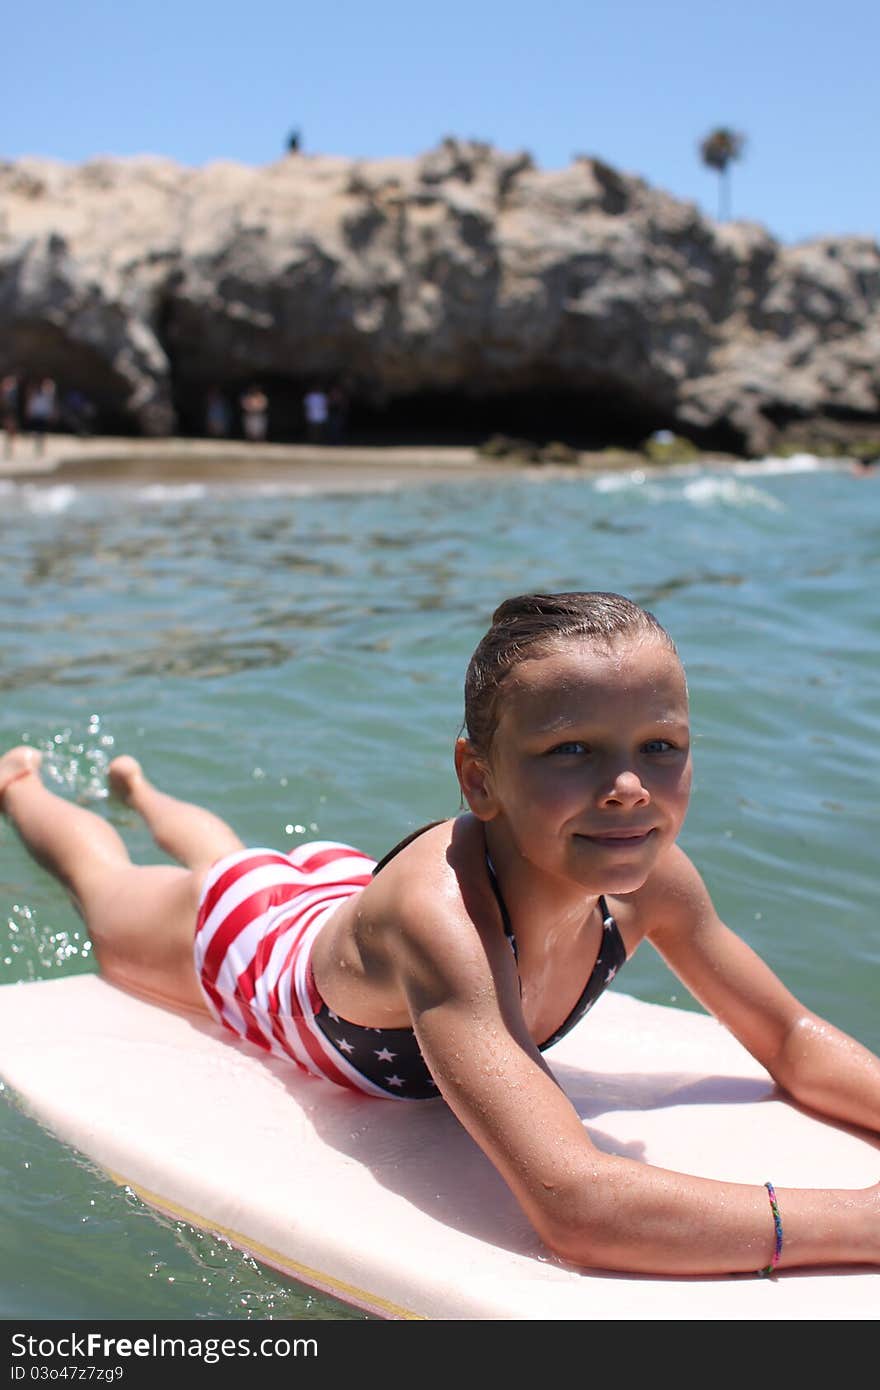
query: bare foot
0 746 42 807
107 755 146 806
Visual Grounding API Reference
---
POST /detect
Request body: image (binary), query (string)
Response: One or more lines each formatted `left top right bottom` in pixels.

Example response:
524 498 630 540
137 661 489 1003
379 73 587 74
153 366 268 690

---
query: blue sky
5 0 878 245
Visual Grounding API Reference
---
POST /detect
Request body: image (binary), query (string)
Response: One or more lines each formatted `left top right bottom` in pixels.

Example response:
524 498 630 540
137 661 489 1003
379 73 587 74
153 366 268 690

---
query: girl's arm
390 883 880 1276
644 845 880 1136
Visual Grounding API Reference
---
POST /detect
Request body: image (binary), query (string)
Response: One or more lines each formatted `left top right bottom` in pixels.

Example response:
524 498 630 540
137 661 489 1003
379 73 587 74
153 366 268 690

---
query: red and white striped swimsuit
195 836 627 1101
194 842 401 1098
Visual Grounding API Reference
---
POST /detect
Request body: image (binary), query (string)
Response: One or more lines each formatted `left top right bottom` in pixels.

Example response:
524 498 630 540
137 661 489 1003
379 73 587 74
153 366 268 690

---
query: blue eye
549 741 588 755
643 739 674 753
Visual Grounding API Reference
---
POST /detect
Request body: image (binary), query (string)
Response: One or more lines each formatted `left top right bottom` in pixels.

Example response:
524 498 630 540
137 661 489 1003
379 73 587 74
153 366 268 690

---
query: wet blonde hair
463 591 677 756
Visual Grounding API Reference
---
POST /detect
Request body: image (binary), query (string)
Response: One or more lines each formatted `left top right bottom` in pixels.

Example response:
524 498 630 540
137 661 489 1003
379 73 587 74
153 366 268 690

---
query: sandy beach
0 432 652 489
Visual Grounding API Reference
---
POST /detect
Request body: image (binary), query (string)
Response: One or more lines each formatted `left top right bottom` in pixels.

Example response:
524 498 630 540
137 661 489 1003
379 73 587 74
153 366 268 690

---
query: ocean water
0 455 877 1319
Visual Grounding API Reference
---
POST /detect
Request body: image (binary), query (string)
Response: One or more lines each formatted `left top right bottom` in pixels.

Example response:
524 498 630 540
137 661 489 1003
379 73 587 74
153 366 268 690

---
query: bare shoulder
313 814 521 1031
365 815 519 999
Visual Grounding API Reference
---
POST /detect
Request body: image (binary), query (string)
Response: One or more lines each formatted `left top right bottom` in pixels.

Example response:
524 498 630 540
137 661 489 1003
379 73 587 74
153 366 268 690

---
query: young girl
2 591 878 1277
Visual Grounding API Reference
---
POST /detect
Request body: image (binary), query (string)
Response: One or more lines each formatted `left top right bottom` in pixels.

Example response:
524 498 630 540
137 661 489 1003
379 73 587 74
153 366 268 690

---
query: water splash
38 714 116 802
2 899 92 978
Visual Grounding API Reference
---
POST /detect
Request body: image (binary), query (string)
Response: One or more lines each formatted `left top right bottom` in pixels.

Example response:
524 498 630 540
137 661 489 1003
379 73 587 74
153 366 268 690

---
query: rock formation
2 138 879 455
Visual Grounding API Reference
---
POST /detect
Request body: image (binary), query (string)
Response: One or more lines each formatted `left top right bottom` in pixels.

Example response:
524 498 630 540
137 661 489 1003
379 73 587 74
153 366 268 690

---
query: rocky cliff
2 138 879 454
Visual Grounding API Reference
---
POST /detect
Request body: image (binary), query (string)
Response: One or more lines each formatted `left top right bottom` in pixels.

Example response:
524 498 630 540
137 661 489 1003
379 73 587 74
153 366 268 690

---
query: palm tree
699 127 746 220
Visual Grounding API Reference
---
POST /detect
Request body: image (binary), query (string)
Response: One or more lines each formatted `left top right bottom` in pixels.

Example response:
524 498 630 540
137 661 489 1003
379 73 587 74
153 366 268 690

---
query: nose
597 768 650 808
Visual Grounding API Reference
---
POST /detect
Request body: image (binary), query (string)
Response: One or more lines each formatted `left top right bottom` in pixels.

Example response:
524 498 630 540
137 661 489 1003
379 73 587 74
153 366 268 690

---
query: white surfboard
0 975 876 1320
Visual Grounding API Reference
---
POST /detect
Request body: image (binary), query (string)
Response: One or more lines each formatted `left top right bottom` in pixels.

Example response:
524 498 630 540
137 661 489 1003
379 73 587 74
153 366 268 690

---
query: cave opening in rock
758 399 880 452
169 376 690 452
2 322 138 437
337 387 663 450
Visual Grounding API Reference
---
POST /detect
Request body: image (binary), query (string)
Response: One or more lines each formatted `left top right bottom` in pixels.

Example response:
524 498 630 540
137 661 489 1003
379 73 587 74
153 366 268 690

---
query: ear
454 737 498 821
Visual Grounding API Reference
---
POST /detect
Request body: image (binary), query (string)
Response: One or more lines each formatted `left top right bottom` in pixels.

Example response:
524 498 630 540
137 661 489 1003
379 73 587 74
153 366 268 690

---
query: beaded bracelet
759 1181 783 1276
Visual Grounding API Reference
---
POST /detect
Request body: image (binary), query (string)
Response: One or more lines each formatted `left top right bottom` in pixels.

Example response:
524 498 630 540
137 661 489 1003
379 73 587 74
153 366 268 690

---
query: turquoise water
1 457 877 1318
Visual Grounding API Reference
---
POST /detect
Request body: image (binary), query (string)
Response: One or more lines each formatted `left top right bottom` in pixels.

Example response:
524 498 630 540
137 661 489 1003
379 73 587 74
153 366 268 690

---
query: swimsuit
194 830 627 1100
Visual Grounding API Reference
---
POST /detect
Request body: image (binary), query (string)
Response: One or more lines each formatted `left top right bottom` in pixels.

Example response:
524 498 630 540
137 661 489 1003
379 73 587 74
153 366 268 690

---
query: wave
0 482 80 514
0 450 844 515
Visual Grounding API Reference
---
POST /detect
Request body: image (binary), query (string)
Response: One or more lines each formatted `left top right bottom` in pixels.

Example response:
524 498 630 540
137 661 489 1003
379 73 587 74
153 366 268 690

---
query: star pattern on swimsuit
315 1005 439 1097
312 894 626 1096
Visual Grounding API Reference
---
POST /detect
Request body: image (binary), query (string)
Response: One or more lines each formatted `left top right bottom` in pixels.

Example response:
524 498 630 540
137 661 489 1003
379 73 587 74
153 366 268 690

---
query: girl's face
469 636 692 895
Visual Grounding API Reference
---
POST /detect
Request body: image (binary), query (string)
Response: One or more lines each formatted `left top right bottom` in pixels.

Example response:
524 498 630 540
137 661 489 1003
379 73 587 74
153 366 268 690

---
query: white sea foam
0 481 81 514
131 479 401 502
244 479 400 498
592 470 649 492
681 476 784 509
21 484 79 514
135 483 207 502
589 454 833 508
732 452 831 476
590 452 840 493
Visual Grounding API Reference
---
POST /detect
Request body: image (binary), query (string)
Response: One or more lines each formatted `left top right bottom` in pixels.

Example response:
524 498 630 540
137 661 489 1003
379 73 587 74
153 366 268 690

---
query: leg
1 747 134 895
0 747 230 1014
107 755 244 872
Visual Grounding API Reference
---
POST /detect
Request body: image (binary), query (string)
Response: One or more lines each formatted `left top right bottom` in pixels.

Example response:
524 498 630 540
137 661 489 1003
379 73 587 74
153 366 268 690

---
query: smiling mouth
576 830 655 845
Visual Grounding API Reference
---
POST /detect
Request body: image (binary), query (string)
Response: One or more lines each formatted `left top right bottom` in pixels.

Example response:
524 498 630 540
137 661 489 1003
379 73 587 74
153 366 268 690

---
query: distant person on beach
1 373 20 458
3 590 880 1279
205 387 231 440
24 377 57 454
240 386 268 442
303 386 329 443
